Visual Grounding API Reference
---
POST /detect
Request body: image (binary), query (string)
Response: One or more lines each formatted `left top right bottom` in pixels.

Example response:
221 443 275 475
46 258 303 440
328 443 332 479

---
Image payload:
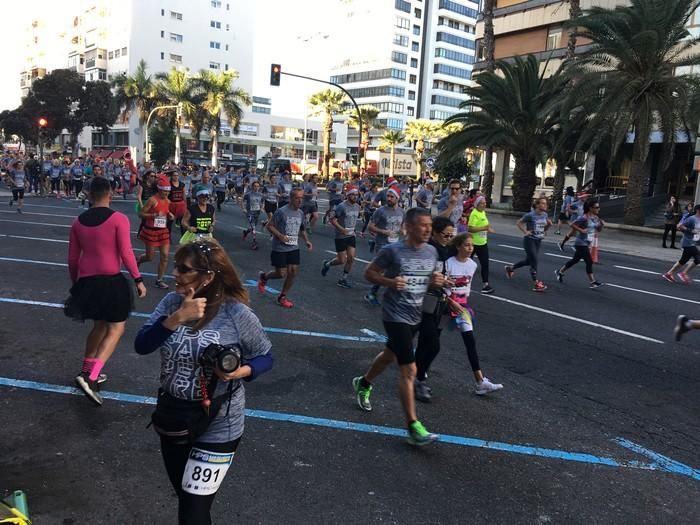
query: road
0 193 699 524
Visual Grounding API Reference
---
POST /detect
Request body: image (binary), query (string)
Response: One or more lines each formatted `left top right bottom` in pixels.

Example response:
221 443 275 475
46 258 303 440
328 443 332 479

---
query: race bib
285 234 298 246
587 233 595 243
404 274 429 294
250 203 260 212
693 230 700 242
388 235 399 243
154 215 167 228
479 231 488 241
182 448 234 496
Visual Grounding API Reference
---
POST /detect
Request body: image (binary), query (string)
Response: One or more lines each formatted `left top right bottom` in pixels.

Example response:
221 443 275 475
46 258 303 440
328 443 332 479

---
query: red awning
109 148 130 160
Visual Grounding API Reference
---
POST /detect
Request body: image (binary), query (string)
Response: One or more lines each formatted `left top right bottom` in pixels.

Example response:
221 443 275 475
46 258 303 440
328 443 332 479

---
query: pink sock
82 358 97 375
88 359 105 381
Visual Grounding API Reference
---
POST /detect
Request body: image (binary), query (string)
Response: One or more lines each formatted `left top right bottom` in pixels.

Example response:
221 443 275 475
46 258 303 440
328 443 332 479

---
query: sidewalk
485 209 679 264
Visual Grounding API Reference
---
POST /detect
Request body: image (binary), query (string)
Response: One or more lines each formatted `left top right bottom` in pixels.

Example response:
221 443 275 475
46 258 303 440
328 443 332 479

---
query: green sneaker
407 420 438 446
352 376 372 411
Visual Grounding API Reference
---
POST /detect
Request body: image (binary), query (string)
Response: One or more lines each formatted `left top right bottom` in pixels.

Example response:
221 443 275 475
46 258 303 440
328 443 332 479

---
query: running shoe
504 266 514 279
257 272 267 294
662 272 676 283
75 373 103 405
554 230 561 235
589 280 603 289
414 380 432 403
97 373 107 384
407 420 438 446
352 376 372 411
677 272 691 284
337 278 352 289
242 229 249 240
277 295 294 308
154 279 169 289
364 292 380 306
532 280 547 292
475 377 504 396
674 315 690 341
557 240 565 253
321 259 331 277
554 269 564 283
481 285 495 295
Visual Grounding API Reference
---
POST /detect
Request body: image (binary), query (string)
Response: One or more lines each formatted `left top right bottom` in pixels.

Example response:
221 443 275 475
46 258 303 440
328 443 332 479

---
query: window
380 118 403 130
433 63 471 80
331 68 406 84
408 90 416 100
122 47 127 55
365 102 404 114
438 0 478 19
252 106 271 114
414 8 422 18
161 9 164 16
108 51 113 59
407 107 414 116
209 61 220 69
412 41 419 52
170 11 183 20
436 32 475 49
170 33 183 43
435 47 475 64
225 64 229 71
546 27 562 50
211 0 222 6
409 74 417 84
253 96 272 105
413 25 420 35
210 20 221 28
210 41 221 49
114 49 120 58
160 52 165 60
98 70 107 81
395 0 411 13
393 34 409 47
395 16 410 29
432 94 463 108
237 123 258 136
160 30 164 38
392 51 408 64
226 24 229 31
345 85 405 98
433 79 469 93
410 58 418 68
170 53 182 63
430 110 456 120
225 44 229 51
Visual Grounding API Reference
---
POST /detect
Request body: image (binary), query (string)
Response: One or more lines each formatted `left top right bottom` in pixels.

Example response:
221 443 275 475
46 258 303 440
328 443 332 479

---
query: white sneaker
475 377 503 396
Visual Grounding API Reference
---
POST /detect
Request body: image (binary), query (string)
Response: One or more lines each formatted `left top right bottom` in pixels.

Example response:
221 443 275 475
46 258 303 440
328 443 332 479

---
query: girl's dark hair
432 216 454 233
451 232 473 248
468 189 478 198
174 240 249 331
565 186 575 196
583 199 599 214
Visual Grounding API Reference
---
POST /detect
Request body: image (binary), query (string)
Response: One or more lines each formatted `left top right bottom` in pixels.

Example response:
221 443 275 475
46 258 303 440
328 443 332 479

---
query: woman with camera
135 240 273 525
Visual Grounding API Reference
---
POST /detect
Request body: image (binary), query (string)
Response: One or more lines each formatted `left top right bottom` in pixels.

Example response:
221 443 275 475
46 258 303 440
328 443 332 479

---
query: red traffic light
38 117 48 127
270 64 281 86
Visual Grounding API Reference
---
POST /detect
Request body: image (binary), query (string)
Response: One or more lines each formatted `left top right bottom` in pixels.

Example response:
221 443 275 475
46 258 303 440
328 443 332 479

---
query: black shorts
302 201 318 214
383 321 419 365
558 212 569 221
334 236 356 252
264 200 278 214
11 188 24 200
679 246 700 265
271 249 300 268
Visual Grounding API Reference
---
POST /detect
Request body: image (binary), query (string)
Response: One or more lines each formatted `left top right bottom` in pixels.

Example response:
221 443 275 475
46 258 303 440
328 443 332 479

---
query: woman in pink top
64 177 147 405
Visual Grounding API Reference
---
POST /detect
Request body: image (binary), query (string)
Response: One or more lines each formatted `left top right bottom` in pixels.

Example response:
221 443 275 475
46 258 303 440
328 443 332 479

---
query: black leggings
472 243 490 284
564 245 594 274
512 237 542 280
663 223 677 247
216 191 226 209
415 313 442 381
460 330 480 373
160 437 241 525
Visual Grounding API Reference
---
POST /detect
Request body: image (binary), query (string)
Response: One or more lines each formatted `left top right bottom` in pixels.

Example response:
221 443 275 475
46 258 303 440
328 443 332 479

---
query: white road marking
613 265 658 276
323 249 372 264
497 244 521 250
0 234 147 252
545 252 571 259
482 294 664 344
0 209 78 219
491 258 514 265
605 283 700 305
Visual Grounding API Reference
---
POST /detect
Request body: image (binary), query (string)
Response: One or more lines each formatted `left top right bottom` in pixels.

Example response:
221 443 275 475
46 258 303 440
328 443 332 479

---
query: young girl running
505 197 552 291
242 180 264 250
445 233 503 395
555 200 604 288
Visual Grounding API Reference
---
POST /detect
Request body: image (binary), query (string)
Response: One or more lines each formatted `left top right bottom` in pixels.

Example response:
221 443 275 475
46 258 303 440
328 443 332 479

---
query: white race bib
250 204 260 212
285 235 298 246
404 274 429 294
693 230 700 242
182 448 234 496
479 231 488 240
154 215 167 228
388 233 400 243
587 233 595 243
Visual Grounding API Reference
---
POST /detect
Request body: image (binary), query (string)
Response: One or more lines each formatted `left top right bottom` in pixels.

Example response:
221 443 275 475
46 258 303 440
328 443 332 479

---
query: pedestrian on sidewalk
467 196 496 294
65 176 146 405
662 196 681 249
505 197 552 292
555 199 604 289
662 204 700 284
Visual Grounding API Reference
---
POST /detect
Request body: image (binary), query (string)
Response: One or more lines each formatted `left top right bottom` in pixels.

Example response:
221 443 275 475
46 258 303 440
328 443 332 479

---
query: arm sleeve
234 305 273 381
134 294 180 355
116 213 141 279
68 221 81 283
371 244 393 270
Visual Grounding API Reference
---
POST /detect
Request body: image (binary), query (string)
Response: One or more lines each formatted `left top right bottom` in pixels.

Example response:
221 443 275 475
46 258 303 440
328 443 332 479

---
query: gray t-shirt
437 195 464 225
573 215 602 246
416 188 433 209
327 179 344 201
244 191 263 213
271 205 305 252
373 241 438 325
278 180 293 202
302 182 317 201
371 206 404 247
263 183 278 203
680 215 700 248
520 210 549 240
333 201 361 239
144 294 272 442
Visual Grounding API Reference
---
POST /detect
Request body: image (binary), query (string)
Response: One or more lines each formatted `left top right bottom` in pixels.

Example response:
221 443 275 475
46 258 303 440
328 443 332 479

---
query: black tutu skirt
64 273 134 323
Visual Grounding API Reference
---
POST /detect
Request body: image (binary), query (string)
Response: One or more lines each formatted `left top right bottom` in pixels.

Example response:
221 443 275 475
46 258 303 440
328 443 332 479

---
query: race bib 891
182 448 234 496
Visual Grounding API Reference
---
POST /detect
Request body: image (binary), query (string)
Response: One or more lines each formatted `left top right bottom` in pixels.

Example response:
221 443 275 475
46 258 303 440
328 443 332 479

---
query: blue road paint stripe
1 376 697 481
0 256 174 280
244 279 281 295
0 297 385 343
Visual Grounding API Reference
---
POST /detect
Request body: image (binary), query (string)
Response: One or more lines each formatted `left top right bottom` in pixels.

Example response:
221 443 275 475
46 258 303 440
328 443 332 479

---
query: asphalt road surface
0 193 699 524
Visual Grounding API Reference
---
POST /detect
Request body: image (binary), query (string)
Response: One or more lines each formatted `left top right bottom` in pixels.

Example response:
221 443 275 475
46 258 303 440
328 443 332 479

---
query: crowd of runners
3 147 699 524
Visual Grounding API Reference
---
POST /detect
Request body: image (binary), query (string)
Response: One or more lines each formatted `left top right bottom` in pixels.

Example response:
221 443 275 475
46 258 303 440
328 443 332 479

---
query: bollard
10 490 29 520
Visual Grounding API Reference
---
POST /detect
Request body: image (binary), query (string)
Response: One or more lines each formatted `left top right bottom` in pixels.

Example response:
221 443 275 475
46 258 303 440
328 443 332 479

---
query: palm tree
193 69 251 168
112 59 159 158
155 67 199 164
309 89 347 179
566 0 700 225
565 0 582 60
377 130 406 181
438 55 564 211
481 0 496 204
346 105 385 170
405 119 453 182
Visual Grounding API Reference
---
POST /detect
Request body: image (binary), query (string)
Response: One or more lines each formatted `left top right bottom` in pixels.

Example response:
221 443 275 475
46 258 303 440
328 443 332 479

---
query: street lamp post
143 103 182 164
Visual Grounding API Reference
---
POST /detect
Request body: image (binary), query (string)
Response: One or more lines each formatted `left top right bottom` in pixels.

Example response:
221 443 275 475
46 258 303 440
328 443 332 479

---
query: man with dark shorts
321 185 361 288
663 204 700 283
353 207 446 446
263 173 279 227
257 188 313 308
323 171 344 224
301 174 319 233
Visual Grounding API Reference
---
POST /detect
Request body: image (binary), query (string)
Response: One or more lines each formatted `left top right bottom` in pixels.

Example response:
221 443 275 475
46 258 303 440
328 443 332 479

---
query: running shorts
334 236 357 252
679 246 700 265
264 201 278 214
383 321 419 365
271 249 300 268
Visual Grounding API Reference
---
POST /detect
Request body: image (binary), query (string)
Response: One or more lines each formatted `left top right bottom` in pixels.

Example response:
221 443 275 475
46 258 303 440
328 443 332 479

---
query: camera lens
219 352 240 373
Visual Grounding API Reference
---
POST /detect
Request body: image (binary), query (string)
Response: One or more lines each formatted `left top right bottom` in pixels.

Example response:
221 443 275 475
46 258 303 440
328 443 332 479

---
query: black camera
200 343 241 374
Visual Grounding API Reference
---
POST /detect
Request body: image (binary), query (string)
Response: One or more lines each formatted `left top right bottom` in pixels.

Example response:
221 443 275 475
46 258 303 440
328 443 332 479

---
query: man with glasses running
438 179 465 228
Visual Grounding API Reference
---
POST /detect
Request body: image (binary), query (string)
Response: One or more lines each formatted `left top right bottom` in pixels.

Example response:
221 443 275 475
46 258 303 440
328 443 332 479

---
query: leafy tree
156 67 200 163
80 81 120 148
346 105 384 170
309 89 347 179
565 0 700 225
433 154 471 184
405 119 453 182
0 108 34 150
377 130 406 180
149 121 175 167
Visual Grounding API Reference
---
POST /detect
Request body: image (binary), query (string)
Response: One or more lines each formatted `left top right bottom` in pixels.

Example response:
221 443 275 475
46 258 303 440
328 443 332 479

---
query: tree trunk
511 155 538 211
623 159 646 225
482 147 495 205
175 125 181 165
211 128 218 168
483 0 496 73
566 0 581 61
360 128 369 171
415 139 424 182
552 155 567 214
389 145 396 181
323 113 332 180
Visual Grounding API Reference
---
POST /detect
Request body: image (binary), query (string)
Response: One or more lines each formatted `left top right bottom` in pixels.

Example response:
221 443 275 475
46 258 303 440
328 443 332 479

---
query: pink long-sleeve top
68 207 141 283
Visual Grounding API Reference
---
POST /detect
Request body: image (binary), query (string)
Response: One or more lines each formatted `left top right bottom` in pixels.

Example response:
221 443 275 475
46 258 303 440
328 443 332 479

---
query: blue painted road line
0 297 386 344
0 256 174 280
244 279 281 295
1 376 697 482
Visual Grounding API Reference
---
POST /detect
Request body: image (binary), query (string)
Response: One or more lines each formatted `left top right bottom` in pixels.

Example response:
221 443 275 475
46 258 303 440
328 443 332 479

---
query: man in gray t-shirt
321 186 362 288
242 181 264 249
369 187 405 249
415 181 434 210
353 207 445 447
437 179 464 226
258 188 312 309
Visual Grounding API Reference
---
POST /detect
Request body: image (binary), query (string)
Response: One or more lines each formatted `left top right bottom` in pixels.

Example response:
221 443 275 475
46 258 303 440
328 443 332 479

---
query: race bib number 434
182 448 234 496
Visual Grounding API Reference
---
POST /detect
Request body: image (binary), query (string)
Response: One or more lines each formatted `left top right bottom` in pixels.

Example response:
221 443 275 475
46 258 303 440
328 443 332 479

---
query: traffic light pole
279 71 362 177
